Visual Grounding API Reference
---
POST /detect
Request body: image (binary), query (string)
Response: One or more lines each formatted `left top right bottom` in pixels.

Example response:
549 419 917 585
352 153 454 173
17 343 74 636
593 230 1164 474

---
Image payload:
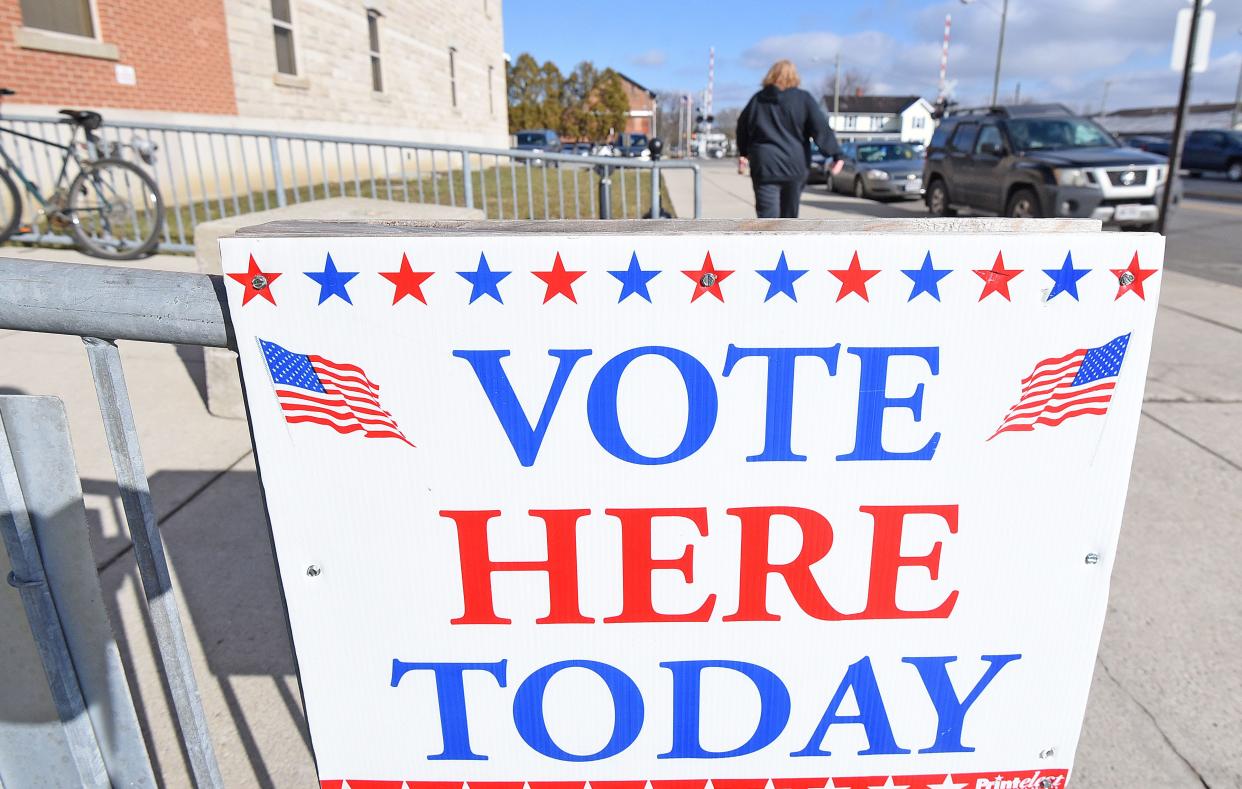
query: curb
1182 187 1242 204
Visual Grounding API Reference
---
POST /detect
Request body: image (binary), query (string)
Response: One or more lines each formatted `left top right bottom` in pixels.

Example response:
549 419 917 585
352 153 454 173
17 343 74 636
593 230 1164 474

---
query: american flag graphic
990 334 1130 440
259 339 413 446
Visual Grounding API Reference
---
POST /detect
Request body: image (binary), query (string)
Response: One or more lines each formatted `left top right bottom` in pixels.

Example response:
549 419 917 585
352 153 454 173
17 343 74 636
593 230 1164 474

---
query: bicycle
0 87 164 260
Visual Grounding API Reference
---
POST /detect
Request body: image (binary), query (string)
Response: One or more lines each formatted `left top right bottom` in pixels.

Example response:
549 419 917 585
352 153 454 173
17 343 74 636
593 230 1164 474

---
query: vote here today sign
221 221 1163 789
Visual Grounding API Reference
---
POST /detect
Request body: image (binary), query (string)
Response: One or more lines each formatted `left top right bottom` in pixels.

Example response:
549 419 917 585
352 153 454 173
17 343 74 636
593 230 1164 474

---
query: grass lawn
150 162 676 248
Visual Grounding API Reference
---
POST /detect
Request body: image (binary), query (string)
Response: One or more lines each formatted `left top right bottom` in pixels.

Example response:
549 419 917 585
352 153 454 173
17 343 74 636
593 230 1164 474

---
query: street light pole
1159 0 1205 235
1099 80 1113 115
833 53 841 117
990 0 1009 105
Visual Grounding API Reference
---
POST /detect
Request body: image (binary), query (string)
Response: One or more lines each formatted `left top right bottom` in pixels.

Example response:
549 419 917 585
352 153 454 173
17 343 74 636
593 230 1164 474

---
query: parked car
613 133 650 158
1122 134 1170 153
923 104 1176 230
563 142 592 157
830 141 924 200
514 129 563 164
807 140 829 184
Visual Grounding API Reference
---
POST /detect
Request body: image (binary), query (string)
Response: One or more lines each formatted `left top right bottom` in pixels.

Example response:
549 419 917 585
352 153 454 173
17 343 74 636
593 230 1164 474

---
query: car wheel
926 179 954 216
1227 161 1242 182
853 178 867 199
1005 187 1041 219
1187 170 1202 178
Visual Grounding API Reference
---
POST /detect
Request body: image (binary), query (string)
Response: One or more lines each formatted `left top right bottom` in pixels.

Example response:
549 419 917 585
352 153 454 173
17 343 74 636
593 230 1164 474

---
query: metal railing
0 115 701 253
0 257 231 786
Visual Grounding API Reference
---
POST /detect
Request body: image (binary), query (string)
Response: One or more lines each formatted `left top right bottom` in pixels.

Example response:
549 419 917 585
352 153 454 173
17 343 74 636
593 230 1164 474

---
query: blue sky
504 0 1242 112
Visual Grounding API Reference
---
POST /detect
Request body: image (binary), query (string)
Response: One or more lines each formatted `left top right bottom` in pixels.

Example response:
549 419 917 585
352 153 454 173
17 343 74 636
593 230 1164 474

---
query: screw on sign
252 274 268 290
1118 271 1135 286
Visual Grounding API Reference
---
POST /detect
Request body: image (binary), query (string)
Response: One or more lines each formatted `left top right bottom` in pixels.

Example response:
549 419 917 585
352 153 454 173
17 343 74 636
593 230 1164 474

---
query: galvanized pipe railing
0 114 703 253
0 255 229 786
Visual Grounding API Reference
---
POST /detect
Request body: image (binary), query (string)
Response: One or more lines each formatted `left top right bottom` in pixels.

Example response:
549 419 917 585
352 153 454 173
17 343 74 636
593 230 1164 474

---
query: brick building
616 71 656 137
1 0 509 147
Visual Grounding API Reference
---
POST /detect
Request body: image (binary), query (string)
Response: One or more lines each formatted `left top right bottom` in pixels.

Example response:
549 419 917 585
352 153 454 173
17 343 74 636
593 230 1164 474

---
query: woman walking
737 60 843 218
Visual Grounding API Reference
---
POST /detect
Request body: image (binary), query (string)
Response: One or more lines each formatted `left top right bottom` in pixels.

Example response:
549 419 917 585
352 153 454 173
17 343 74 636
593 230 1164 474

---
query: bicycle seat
58 109 103 130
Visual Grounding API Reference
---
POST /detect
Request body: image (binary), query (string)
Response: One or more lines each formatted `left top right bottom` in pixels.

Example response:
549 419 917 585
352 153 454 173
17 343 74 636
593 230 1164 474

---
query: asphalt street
796 170 1242 288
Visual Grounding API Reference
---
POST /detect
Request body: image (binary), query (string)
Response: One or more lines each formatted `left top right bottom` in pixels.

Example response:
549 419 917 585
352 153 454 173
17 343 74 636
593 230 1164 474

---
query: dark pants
753 179 805 218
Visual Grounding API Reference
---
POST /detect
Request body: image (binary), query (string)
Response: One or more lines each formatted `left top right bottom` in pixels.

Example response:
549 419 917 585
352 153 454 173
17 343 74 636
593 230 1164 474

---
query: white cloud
734 0 1242 110
630 49 667 67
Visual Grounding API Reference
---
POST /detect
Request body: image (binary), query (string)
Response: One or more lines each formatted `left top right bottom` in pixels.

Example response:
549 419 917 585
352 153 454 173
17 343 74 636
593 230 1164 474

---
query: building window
20 0 94 38
271 0 297 76
366 9 383 92
488 65 495 115
449 47 458 108
912 116 925 129
844 116 857 130
873 115 886 129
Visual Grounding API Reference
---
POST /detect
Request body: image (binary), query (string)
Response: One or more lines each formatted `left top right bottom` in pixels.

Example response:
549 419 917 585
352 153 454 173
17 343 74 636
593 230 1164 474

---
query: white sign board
1171 7 1214 73
222 223 1163 789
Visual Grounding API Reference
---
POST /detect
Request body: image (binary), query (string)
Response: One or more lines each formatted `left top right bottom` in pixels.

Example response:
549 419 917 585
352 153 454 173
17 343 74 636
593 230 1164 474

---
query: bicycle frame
0 122 87 210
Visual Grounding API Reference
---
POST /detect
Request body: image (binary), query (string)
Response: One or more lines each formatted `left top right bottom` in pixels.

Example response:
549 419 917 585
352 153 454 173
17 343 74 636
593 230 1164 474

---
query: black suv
923 104 1177 229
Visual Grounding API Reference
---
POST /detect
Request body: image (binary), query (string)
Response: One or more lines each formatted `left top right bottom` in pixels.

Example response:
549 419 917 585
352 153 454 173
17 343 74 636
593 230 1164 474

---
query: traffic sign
222 221 1163 789
1172 7 1215 73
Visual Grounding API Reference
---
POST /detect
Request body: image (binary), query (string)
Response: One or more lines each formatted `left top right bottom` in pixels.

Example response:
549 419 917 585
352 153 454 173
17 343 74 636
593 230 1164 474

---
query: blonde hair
762 60 801 90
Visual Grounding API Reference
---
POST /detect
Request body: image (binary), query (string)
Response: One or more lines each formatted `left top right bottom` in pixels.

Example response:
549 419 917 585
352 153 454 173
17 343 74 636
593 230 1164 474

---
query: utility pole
1159 0 1204 235
938 14 952 102
1014 82 1021 104
1232 28 1242 129
833 53 841 117
1233 59 1242 130
990 0 1009 105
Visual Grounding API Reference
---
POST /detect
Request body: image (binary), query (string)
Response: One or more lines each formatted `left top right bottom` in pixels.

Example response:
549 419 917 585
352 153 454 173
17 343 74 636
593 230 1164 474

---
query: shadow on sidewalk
90 469 309 788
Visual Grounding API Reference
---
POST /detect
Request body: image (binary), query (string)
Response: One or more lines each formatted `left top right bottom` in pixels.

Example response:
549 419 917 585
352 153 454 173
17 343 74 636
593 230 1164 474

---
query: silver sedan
828 141 926 200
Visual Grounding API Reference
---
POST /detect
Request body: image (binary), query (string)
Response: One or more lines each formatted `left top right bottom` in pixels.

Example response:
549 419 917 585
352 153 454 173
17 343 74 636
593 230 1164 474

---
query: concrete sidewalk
1 198 1240 786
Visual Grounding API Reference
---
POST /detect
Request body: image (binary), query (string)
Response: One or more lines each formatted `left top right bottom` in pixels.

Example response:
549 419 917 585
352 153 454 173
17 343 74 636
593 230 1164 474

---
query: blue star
901 251 952 302
1043 251 1090 301
457 252 509 304
608 251 660 302
305 253 358 304
756 251 808 302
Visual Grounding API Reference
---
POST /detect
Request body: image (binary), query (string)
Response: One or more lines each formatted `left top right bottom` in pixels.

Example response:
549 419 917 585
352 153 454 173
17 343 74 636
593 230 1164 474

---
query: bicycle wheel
67 158 164 260
0 168 21 245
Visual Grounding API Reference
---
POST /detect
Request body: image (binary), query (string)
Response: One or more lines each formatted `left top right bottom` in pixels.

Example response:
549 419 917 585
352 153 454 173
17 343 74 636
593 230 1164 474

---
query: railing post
269 136 287 208
0 413 111 789
692 163 702 219
597 165 611 220
82 337 225 789
650 165 660 219
461 151 474 210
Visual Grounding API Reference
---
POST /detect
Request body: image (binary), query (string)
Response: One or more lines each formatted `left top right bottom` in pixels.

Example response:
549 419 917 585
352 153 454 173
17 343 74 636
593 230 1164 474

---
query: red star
227 254 281 305
380 253 433 304
1110 251 1157 300
829 251 880 302
682 251 734 302
533 252 586 303
973 251 1021 301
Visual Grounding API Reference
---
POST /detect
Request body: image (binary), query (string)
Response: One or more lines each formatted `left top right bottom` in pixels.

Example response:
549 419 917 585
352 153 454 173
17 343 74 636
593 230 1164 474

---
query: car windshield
629 135 647 147
516 133 547 146
855 143 920 163
1004 118 1117 151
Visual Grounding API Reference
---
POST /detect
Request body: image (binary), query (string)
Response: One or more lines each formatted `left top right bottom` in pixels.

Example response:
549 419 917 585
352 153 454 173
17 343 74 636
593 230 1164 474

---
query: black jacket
737 85 840 183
